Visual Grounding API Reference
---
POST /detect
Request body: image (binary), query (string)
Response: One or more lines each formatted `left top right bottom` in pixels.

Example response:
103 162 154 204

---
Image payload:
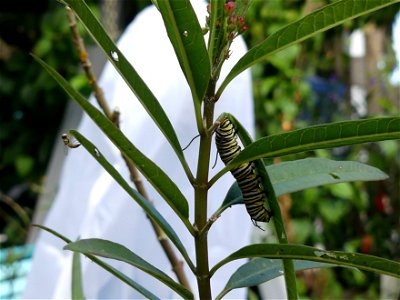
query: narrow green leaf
33 56 190 222
217 113 253 146
33 225 160 300
65 239 194 300
213 117 400 183
62 0 192 179
270 158 388 195
33 224 71 243
72 252 85 300
158 0 210 121
100 265 161 300
151 0 159 10
217 258 333 299
207 0 225 72
71 130 195 269
221 158 388 208
211 244 400 279
217 0 400 96
220 182 243 209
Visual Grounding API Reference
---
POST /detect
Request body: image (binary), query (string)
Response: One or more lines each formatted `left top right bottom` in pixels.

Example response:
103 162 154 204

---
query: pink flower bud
224 1 235 15
237 15 245 25
228 15 236 26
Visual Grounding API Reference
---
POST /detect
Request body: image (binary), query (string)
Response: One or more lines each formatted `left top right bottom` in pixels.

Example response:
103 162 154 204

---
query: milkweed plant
34 0 400 299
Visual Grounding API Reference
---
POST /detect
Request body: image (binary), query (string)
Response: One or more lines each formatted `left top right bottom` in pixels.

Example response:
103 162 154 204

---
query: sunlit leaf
272 158 387 196
220 157 388 210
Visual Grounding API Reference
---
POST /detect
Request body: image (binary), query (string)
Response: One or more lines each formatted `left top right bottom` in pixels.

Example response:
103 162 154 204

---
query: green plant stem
194 79 217 299
194 133 212 300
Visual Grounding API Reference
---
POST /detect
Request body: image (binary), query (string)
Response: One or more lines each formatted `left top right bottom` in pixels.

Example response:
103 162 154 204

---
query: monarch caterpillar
215 117 272 224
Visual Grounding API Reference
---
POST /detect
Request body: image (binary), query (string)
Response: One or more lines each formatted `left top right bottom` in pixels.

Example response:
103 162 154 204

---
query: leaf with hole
221 158 388 209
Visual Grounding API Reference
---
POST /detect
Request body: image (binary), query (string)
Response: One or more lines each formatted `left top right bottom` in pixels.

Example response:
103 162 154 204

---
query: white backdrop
23 1 285 299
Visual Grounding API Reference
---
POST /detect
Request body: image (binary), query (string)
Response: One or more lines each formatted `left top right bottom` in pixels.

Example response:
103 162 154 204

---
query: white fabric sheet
22 1 283 299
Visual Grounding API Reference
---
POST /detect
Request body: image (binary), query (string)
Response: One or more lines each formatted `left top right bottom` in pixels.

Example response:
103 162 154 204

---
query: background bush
245 1 399 298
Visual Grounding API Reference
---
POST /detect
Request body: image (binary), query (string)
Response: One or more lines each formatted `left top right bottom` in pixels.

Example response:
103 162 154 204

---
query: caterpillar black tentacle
215 117 272 224
182 134 200 151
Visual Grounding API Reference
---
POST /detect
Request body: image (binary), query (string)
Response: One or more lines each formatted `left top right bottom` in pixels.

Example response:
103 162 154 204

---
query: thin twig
0 192 31 227
65 6 191 291
66 6 112 119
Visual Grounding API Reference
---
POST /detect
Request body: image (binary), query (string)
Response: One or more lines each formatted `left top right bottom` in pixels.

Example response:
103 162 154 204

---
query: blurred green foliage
245 0 400 298
0 0 151 247
0 0 91 246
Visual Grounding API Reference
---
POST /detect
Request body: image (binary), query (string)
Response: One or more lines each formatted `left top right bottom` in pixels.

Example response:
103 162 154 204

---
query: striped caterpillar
215 117 272 224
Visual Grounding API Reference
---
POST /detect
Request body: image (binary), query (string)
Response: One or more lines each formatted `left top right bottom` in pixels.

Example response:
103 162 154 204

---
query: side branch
66 6 112 119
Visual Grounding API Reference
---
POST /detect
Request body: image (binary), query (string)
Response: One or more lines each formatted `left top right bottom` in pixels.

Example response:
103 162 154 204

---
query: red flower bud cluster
224 1 235 14
224 1 248 35
207 1 248 37
205 1 248 64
